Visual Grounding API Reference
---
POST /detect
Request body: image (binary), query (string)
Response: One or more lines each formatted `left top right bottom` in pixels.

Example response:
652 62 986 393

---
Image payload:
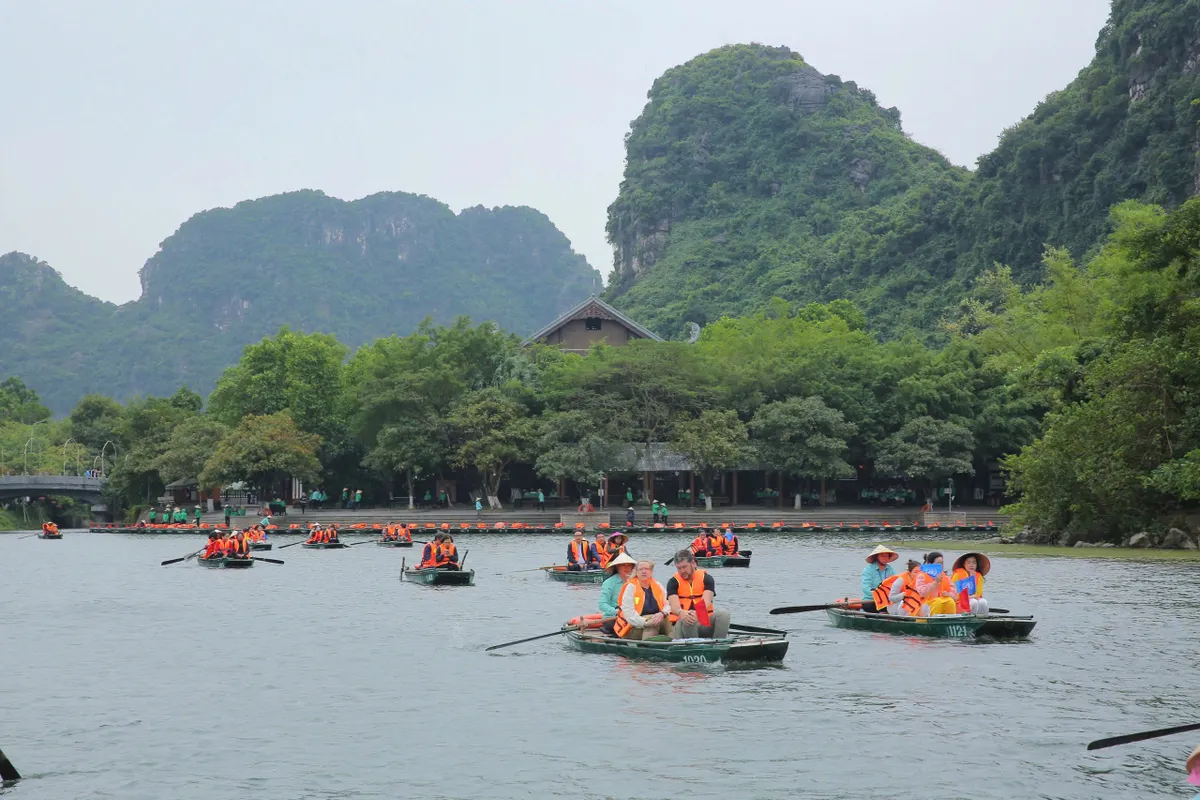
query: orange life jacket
606 542 627 561
203 540 220 558
690 535 709 555
671 568 712 613
401 525 412 541
720 536 739 555
568 540 592 567
899 571 923 614
707 534 723 553
613 580 669 639
872 574 903 610
436 542 457 567
231 538 248 556
594 540 610 568
419 541 438 567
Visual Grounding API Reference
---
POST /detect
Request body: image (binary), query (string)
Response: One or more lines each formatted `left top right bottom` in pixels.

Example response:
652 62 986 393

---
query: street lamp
61 438 77 475
99 441 116 478
23 437 43 475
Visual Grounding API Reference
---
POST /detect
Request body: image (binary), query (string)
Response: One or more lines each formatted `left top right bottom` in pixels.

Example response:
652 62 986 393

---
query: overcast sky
1 0 1111 304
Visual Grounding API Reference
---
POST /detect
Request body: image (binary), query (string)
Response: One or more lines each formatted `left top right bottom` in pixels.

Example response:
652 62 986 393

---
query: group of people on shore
147 505 201 525
859 544 990 617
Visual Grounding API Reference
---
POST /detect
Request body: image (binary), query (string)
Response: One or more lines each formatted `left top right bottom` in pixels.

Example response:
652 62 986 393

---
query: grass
879 539 1200 561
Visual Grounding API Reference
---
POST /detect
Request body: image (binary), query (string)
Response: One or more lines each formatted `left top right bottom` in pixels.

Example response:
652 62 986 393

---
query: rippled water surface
2 531 1198 799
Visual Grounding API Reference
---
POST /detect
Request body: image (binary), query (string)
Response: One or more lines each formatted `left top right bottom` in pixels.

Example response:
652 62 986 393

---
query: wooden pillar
689 471 695 506
732 471 739 507
820 476 826 507
644 471 653 503
558 478 565 506
720 471 726 494
778 470 784 508
602 475 608 509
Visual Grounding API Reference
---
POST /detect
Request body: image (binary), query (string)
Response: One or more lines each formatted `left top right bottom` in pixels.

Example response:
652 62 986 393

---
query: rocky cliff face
0 191 600 413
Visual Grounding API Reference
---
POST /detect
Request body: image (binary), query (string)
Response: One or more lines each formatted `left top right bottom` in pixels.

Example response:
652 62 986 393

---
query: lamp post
61 438 77 475
23 437 42 475
99 441 116 478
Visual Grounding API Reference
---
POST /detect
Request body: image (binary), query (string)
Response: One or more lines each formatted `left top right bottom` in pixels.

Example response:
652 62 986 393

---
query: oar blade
1086 722 1200 751
160 556 186 566
0 747 21 782
253 557 285 565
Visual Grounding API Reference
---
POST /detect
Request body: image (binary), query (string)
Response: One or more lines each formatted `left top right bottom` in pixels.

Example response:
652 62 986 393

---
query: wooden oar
770 601 862 615
0 747 19 782
16 533 39 540
458 550 468 570
512 564 559 573
729 622 786 635
161 547 206 566
487 624 582 652
1087 722 1200 751
347 539 381 546
399 556 406 580
251 556 285 565
278 539 312 549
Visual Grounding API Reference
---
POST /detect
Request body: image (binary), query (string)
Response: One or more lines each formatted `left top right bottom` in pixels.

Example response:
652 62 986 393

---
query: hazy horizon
1 0 1110 304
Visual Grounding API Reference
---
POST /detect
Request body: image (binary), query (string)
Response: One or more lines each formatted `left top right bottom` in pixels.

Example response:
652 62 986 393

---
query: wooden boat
249 541 272 551
695 550 751 568
563 629 788 664
546 566 606 584
402 566 475 586
37 532 63 539
301 541 346 549
376 539 414 548
197 556 254 569
825 608 1034 639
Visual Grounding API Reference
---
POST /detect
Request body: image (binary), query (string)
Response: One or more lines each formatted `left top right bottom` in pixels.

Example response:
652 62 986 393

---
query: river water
1 531 1197 799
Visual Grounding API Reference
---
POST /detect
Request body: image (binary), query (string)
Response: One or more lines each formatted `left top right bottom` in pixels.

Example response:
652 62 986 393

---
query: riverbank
882 539 1200 560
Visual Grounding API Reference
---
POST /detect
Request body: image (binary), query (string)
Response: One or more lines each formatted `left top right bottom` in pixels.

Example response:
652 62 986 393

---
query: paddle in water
347 539 382 547
1087 722 1200 751
729 622 786 635
251 556 285 565
0 747 20 782
161 547 206 566
486 624 583 652
278 539 312 549
769 601 1010 615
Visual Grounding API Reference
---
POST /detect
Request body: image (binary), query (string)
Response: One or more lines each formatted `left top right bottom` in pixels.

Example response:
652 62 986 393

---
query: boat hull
826 608 988 639
546 567 606 583
377 540 414 548
976 615 1037 638
564 630 729 663
249 542 272 551
403 567 476 586
197 556 255 569
695 555 751 568
37 533 63 539
301 542 346 549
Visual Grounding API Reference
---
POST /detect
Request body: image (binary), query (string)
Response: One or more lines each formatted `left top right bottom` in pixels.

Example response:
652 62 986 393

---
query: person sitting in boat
437 535 460 570
419 533 446 567
705 529 724 555
327 526 340 544
950 552 990 616
593 532 610 568
202 531 221 559
887 560 925 617
605 532 630 562
230 531 251 559
667 549 731 639
861 545 899 606
720 529 740 556
305 526 325 544
41 522 58 536
917 552 957 616
383 524 398 541
690 532 712 557
566 529 600 571
598 551 637 633
614 560 673 640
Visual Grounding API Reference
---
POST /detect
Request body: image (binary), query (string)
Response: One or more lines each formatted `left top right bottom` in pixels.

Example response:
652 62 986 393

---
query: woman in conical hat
598 551 637 633
950 552 991 616
861 545 899 604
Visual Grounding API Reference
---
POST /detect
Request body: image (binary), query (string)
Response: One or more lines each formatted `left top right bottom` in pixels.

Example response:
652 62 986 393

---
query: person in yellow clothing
916 551 957 616
950 552 990 616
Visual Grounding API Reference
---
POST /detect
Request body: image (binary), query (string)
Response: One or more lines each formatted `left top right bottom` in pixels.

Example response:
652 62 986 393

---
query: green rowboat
249 541 272 551
37 532 63 539
826 608 1034 639
563 630 788 664
695 551 751 568
402 566 476 586
546 566 606 584
197 556 255 569
301 541 346 549
376 539 414 548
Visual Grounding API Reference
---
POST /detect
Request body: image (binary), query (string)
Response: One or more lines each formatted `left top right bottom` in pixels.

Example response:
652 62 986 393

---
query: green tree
155 416 231 485
0 377 52 425
200 411 321 493
446 388 538 501
535 409 623 490
874 416 975 503
69 394 127 452
749 396 856 493
362 416 447 509
670 409 749 502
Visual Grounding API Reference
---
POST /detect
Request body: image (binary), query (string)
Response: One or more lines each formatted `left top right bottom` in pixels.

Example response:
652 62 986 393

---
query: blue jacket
861 562 896 601
599 574 624 617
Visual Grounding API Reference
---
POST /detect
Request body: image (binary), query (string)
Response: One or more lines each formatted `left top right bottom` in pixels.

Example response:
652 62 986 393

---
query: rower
690 532 711 557
598 551 637 631
566 529 599 572
305 525 323 544
950 552 990 616
861 545 899 609
593 532 610 568
419 533 445 567
202 531 221 559
605 531 630 562
613 560 673 640
667 549 730 639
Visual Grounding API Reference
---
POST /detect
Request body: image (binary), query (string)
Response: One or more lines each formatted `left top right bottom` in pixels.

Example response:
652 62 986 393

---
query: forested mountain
0 191 600 412
605 0 1200 335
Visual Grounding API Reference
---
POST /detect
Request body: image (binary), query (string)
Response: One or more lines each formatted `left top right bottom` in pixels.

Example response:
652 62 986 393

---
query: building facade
521 295 663 354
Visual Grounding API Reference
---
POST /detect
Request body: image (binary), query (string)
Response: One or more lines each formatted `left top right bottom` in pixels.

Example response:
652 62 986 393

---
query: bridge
0 475 106 503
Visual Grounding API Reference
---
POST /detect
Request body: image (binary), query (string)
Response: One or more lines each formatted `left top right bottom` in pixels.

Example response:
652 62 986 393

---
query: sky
0 0 1112 304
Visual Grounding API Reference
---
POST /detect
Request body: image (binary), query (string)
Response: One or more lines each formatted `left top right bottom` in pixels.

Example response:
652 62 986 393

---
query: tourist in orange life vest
916 552 957 616
230 531 250 559
400 524 412 542
690 533 712 557
202 532 221 559
605 532 631 562
566 529 600 571
706 530 723 555
328 525 340 543
593 532 610 568
437 535 460 570
666 549 731 639
719 529 740 555
419 533 446 568
305 526 324 544
950 552 990 616
887 560 926 617
614 560 673 640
